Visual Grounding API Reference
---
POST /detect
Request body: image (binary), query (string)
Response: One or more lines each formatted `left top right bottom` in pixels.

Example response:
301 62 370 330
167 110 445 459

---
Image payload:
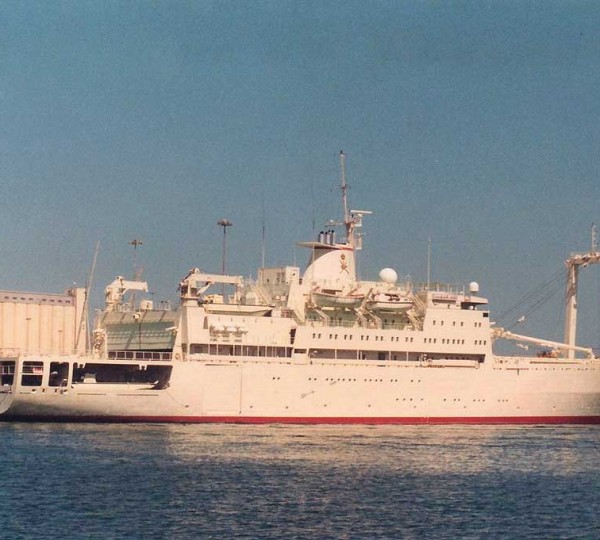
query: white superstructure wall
0 288 85 356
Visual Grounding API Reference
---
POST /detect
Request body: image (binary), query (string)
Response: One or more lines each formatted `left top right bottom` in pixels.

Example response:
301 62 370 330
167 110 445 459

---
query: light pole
217 219 233 295
129 238 143 275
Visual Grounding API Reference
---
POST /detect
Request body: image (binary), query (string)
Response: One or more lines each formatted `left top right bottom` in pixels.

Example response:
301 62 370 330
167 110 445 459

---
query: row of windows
0 295 71 304
188 344 483 363
311 332 488 347
108 351 172 361
423 338 488 346
310 350 483 362
431 320 484 328
312 335 487 347
190 344 293 357
312 332 415 343
432 320 462 327
424 338 466 345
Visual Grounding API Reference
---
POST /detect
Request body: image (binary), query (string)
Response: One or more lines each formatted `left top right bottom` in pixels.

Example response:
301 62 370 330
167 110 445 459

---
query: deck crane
564 225 600 359
104 276 148 311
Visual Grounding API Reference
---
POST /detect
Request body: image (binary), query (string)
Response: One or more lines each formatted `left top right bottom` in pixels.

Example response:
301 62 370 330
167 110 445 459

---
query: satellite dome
469 281 480 294
379 268 398 284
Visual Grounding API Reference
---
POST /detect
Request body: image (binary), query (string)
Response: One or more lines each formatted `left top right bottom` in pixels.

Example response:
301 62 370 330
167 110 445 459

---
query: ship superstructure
1 154 600 423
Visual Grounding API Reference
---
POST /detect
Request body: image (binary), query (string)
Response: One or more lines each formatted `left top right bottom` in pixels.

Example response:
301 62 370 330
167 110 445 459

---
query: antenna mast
427 237 432 290
339 150 355 247
338 151 372 251
261 192 266 268
339 150 350 223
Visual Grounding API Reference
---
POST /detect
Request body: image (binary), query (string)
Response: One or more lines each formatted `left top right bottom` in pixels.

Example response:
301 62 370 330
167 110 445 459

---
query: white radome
379 267 398 284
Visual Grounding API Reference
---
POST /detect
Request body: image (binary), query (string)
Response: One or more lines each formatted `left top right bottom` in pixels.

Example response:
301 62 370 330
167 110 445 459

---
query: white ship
1 153 600 424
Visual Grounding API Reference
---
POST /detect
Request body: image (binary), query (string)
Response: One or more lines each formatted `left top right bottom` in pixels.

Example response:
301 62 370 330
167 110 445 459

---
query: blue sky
1 1 600 349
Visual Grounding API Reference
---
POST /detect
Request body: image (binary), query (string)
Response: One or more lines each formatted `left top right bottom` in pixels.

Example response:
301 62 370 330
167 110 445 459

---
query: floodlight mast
217 219 233 275
217 219 233 295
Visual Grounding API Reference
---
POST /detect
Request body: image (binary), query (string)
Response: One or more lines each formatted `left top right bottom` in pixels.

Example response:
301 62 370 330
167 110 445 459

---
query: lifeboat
366 292 413 312
311 289 365 309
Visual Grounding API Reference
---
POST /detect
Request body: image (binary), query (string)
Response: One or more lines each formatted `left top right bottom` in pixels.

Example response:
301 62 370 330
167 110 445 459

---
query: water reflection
4 423 599 474
2 424 600 538
153 424 600 475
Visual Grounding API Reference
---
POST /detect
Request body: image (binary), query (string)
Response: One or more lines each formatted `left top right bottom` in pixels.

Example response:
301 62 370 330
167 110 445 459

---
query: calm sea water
1 424 599 539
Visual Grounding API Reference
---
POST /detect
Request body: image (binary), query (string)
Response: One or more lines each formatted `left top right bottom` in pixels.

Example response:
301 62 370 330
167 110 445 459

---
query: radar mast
339 150 371 251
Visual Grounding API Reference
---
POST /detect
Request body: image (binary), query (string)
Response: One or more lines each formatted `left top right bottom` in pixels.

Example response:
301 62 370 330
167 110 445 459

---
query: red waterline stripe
3 415 600 425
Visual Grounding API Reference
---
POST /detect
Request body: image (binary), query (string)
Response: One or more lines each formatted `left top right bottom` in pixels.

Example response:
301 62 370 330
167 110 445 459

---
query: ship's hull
3 355 600 424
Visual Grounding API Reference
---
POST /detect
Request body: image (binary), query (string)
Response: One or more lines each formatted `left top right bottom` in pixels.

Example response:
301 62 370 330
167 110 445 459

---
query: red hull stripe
4 415 600 424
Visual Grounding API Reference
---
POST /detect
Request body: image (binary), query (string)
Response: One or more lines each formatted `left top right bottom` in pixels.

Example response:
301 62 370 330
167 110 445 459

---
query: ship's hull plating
3 356 600 424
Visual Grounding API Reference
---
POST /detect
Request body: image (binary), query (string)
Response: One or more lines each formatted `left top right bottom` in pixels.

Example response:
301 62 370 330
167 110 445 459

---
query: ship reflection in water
2 423 600 538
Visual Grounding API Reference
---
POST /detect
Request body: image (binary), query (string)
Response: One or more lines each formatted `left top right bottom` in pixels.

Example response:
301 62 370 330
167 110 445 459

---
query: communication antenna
76 240 100 354
261 192 266 268
339 150 356 247
427 237 432 290
310 178 316 235
338 151 373 248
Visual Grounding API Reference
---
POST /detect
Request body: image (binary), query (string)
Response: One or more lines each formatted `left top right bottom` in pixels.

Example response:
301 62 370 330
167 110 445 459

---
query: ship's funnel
299 241 356 287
